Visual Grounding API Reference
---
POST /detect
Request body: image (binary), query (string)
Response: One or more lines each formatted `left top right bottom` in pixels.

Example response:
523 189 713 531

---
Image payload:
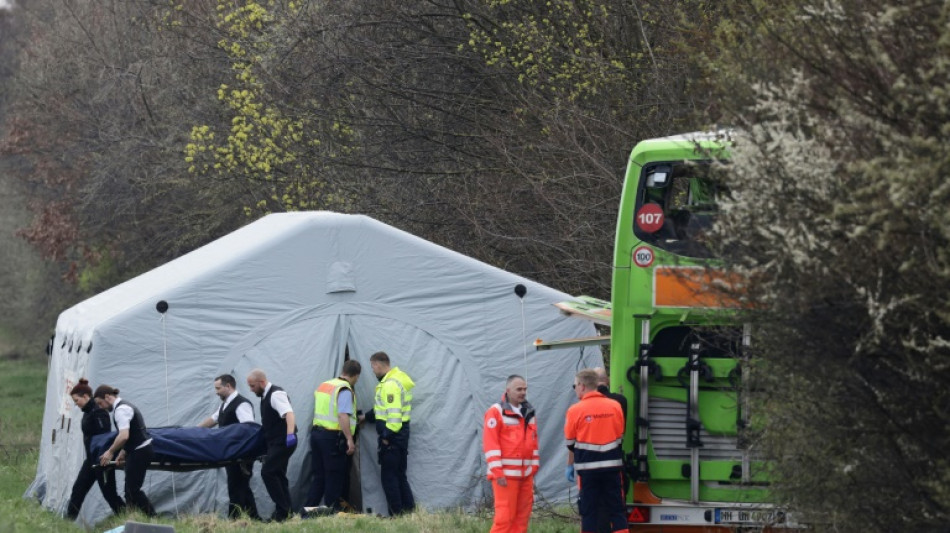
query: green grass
0 356 79 532
72 508 579 533
0 356 579 532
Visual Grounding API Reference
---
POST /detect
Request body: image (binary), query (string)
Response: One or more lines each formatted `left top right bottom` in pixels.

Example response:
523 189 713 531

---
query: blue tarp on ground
90 423 265 470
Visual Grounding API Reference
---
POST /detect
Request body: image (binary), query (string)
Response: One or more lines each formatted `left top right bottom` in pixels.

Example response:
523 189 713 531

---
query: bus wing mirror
646 166 672 187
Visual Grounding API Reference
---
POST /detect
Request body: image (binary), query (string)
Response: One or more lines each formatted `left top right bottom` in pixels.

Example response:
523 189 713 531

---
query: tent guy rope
157 300 181 515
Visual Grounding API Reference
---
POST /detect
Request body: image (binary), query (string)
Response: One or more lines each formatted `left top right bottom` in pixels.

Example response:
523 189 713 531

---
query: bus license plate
715 508 785 525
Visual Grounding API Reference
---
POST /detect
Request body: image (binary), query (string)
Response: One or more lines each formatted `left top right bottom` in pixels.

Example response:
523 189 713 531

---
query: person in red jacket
564 369 627 533
483 375 539 533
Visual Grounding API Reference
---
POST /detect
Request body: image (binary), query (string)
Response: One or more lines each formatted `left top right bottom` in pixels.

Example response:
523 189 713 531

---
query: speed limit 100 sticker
633 246 655 268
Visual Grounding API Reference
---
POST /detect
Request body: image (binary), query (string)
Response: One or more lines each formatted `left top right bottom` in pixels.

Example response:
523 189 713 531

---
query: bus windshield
633 161 725 259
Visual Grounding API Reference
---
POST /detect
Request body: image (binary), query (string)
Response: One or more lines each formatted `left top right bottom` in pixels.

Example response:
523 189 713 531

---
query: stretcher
89 423 267 472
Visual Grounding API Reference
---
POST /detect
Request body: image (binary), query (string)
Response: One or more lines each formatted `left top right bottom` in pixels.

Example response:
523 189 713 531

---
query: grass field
0 356 580 532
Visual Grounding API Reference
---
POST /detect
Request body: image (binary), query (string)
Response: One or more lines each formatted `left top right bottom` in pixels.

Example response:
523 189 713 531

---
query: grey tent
27 212 601 524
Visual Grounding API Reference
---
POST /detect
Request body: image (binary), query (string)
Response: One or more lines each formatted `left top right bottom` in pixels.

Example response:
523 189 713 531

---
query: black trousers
261 440 296 521
66 457 125 518
578 469 627 533
225 461 260 519
378 430 414 516
306 428 348 510
597 468 629 532
124 444 156 516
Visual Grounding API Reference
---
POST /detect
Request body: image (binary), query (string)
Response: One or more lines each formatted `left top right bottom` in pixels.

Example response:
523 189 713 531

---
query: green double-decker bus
545 133 793 531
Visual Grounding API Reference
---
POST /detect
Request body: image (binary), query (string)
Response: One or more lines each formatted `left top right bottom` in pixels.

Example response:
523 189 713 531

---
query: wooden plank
534 335 611 351
553 297 612 326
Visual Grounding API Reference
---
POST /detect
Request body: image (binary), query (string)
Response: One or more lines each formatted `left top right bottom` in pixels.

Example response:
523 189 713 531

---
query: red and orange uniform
483 394 539 533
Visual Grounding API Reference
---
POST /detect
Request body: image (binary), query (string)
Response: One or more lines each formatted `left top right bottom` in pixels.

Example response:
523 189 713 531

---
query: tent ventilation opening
157 300 181 516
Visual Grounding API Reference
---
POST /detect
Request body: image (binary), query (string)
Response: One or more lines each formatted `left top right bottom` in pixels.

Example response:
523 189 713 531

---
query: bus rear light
628 506 650 523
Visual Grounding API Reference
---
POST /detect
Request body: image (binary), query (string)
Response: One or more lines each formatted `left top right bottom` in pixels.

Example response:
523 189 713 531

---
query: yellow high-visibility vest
373 367 413 433
313 377 356 430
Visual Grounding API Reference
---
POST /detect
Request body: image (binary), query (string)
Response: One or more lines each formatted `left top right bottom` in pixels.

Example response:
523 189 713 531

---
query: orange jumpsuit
483 394 539 533
565 390 627 533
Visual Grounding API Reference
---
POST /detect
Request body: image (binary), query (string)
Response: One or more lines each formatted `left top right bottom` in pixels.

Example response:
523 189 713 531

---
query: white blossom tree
710 1 950 530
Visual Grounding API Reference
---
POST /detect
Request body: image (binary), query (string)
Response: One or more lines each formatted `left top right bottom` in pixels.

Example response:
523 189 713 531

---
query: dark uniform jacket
113 400 150 451
597 384 628 422
218 393 253 427
260 385 296 445
80 402 113 457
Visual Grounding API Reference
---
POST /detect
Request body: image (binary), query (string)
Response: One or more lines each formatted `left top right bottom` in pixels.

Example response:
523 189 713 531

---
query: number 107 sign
636 203 664 233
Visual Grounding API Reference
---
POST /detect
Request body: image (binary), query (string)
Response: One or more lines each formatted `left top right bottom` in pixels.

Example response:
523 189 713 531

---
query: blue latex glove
565 465 575 483
286 433 298 448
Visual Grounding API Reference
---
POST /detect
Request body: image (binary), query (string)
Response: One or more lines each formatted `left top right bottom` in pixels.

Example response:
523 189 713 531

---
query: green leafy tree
181 0 718 295
184 0 355 216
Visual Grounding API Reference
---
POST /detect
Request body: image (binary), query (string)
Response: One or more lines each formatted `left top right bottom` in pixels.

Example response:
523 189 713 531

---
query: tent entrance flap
344 313 484 516
225 312 349 517
222 304 486 516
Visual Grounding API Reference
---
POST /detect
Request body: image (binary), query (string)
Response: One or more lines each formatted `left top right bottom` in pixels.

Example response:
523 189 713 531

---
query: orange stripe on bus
653 267 743 309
